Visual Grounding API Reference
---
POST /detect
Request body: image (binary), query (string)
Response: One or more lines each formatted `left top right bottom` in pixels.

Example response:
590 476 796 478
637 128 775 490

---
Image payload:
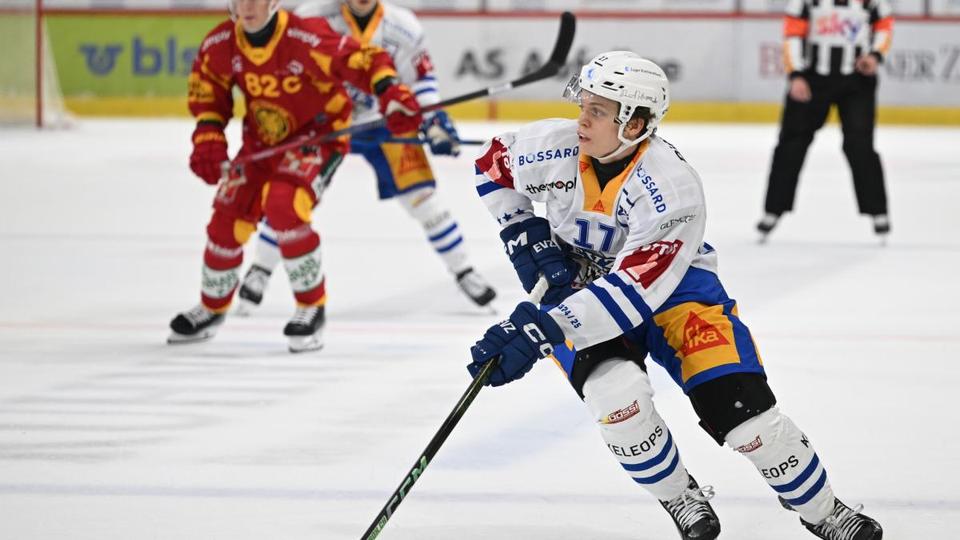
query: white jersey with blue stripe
295 0 440 123
475 118 718 351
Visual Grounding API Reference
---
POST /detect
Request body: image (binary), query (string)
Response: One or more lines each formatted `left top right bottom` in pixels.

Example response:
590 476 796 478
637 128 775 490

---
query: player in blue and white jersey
469 51 883 540
235 0 496 313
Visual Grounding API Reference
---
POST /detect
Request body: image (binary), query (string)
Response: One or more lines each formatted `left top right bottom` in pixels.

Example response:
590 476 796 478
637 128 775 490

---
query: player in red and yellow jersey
169 0 422 352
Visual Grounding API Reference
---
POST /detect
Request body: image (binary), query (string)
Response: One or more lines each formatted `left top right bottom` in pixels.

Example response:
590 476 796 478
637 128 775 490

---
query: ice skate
455 267 496 307
756 212 780 244
659 476 721 540
168 304 224 344
284 305 325 353
780 496 882 540
234 264 272 317
871 215 890 246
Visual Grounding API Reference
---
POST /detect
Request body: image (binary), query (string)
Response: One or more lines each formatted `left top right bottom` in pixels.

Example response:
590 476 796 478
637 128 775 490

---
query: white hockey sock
725 407 836 524
249 220 283 273
583 359 690 501
398 189 470 274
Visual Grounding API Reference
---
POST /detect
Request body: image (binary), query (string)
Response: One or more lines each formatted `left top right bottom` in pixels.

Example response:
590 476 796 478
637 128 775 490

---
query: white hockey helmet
564 51 670 152
228 0 282 28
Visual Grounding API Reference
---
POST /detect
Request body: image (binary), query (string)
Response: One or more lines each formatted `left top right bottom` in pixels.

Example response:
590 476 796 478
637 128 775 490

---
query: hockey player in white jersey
469 52 883 540
234 0 496 313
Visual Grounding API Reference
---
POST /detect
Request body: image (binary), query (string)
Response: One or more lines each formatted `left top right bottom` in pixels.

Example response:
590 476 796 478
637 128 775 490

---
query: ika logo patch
681 311 730 356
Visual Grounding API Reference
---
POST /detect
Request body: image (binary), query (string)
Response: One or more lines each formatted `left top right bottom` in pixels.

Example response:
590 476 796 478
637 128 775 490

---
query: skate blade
167 328 218 345
288 333 324 353
233 299 259 318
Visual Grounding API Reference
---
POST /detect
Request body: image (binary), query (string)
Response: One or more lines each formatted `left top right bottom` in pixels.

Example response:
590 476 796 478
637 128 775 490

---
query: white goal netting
0 0 71 127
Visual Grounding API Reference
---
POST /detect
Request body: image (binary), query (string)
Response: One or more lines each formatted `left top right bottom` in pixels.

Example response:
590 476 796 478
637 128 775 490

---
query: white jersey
475 118 718 351
295 0 440 123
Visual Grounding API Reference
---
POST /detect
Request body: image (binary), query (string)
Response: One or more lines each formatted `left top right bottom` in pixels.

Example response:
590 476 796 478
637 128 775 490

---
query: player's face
576 91 622 158
345 0 377 16
234 0 273 32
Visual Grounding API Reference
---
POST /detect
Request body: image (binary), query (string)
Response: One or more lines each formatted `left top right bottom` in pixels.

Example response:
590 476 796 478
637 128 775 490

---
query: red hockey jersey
188 9 398 150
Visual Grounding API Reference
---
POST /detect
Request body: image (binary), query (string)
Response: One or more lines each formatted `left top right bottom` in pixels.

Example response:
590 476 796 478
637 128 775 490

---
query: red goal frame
35 0 43 127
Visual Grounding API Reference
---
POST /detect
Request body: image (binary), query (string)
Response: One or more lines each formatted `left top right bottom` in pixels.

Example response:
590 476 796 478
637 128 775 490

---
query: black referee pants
765 73 887 217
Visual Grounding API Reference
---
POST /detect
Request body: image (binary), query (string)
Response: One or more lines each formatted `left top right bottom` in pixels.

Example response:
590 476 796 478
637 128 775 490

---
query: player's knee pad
583 359 687 500
725 407 836 524
397 187 440 223
583 359 654 422
688 372 777 445
398 187 466 267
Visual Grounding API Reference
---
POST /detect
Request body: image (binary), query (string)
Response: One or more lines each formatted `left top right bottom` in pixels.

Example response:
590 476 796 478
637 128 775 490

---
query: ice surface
1 118 958 539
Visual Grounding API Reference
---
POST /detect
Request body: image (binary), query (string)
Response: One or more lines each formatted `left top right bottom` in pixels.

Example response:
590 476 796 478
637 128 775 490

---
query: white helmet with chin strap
228 0 282 31
564 51 670 159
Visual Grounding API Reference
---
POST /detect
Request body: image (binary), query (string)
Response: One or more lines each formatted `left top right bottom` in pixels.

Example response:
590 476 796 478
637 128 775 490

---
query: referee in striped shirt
758 0 894 240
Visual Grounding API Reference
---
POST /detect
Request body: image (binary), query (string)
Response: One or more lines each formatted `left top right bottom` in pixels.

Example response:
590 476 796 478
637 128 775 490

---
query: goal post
0 0 70 128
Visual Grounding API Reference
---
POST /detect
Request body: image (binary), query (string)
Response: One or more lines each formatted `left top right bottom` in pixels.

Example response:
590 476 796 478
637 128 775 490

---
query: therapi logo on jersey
524 177 577 194
516 145 579 167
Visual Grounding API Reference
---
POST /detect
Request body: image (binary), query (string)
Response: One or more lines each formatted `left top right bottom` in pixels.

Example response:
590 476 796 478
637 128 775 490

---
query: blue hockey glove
420 110 460 156
468 302 566 387
500 217 578 297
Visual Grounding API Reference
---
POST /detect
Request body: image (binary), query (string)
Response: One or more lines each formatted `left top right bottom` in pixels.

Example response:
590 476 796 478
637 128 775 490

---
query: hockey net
0 0 70 127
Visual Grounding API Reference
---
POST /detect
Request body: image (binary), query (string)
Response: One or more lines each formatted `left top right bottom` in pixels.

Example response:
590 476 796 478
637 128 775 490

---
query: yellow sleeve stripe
196 111 226 124
370 68 398 92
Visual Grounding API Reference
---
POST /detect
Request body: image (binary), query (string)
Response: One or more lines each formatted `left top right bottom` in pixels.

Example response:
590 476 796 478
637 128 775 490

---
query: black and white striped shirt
783 0 894 77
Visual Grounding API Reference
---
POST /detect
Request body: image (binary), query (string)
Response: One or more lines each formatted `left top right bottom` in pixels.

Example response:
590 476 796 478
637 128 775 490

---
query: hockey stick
360 355 498 540
233 11 575 167
359 279 550 540
351 136 486 146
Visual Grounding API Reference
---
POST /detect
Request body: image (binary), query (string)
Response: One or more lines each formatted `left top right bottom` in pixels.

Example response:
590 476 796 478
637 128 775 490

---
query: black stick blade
512 11 577 86
548 11 576 68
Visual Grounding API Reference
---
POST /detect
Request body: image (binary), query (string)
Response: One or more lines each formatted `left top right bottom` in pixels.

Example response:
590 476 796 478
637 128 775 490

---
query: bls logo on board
80 37 198 77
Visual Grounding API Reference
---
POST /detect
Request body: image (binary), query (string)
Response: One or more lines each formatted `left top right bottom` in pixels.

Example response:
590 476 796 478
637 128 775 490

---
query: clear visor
561 74 581 105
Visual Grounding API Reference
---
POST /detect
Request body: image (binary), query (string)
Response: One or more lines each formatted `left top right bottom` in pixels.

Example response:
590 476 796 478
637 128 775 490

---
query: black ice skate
455 267 496 307
871 214 890 244
284 305 325 353
235 264 273 317
756 212 780 244
659 476 721 540
168 304 224 344
781 496 882 540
